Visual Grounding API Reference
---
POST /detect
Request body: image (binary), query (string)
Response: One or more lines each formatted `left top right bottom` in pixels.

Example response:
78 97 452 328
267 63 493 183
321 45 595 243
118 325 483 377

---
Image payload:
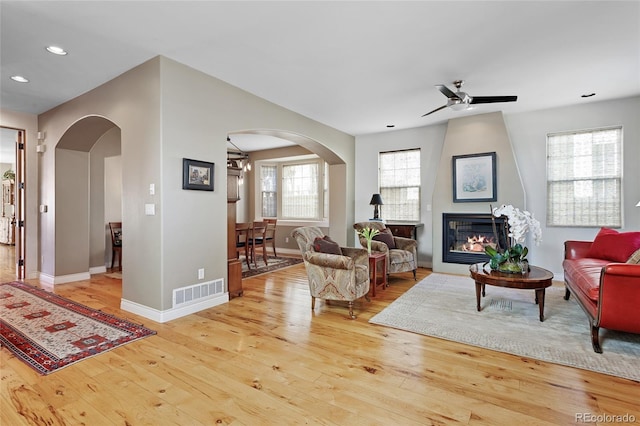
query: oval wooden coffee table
469 262 554 322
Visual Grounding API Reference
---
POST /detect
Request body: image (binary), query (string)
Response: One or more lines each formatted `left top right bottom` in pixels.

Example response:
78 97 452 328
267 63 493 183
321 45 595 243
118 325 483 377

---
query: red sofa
563 228 640 353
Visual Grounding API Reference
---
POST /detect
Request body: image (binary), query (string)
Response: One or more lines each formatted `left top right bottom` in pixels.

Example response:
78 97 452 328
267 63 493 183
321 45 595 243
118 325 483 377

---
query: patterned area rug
241 256 303 279
370 273 640 381
0 281 156 375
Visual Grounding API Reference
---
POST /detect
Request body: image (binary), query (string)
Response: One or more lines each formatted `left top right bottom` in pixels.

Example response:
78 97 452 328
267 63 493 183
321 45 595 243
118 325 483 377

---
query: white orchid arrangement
492 204 542 247
485 204 542 272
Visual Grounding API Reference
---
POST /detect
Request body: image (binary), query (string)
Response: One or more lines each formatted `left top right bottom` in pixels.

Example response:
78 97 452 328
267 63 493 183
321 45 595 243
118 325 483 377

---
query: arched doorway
227 129 348 245
54 116 122 280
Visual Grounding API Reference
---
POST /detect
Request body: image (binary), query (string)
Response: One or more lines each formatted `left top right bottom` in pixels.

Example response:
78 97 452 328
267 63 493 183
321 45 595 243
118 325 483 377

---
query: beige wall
35 55 355 318
38 57 162 305
55 148 90 276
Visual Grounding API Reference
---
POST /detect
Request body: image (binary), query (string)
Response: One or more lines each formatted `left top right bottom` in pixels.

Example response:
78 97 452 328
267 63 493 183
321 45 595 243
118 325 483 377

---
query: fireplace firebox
442 213 507 264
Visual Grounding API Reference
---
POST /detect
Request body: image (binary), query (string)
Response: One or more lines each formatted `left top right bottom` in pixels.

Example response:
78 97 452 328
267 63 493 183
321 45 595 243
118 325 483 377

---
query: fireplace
442 213 507 264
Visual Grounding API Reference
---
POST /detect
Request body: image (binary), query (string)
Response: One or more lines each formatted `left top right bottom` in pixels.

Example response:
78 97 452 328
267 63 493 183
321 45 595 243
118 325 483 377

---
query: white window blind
282 161 321 220
547 127 622 227
260 165 277 218
379 149 421 221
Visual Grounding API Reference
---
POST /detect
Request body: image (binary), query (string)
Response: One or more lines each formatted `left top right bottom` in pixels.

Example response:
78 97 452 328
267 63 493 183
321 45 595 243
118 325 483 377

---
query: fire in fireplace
442 213 507 264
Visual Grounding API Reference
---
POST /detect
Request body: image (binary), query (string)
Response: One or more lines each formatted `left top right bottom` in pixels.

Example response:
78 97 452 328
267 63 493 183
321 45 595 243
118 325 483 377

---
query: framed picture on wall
452 152 496 202
182 158 214 191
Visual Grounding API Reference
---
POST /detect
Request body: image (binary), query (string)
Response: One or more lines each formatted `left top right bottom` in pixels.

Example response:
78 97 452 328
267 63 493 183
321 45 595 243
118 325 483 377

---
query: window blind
379 149 421 221
547 127 622 227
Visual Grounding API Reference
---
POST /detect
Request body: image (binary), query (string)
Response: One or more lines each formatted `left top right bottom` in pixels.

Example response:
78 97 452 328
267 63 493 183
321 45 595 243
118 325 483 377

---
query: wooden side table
368 252 387 297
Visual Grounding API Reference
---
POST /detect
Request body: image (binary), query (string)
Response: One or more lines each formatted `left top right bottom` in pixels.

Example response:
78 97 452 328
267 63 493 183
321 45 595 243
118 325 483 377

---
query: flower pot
496 260 528 274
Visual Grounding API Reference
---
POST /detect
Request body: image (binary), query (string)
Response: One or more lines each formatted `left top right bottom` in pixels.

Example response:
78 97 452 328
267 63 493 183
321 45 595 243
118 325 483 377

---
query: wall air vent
172 279 224 308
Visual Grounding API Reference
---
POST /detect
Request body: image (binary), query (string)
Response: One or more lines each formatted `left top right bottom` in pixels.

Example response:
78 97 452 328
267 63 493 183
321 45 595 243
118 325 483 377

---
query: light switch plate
145 203 155 215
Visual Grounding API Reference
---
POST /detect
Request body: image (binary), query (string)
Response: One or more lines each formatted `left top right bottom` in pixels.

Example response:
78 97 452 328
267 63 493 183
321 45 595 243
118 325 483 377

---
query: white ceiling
1 1 639 152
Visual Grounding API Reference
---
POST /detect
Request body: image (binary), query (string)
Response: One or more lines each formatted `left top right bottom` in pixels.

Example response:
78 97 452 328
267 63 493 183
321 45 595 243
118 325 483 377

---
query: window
379 149 421 221
260 165 277 217
258 158 326 221
282 162 320 219
547 127 622 227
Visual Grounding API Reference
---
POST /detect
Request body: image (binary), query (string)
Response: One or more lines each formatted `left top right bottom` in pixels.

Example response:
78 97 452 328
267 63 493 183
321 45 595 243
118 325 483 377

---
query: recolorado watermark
575 413 636 423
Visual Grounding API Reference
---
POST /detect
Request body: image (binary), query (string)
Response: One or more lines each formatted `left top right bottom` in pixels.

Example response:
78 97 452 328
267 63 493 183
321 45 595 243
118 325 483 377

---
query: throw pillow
627 248 640 264
313 236 342 255
588 227 640 263
373 228 396 249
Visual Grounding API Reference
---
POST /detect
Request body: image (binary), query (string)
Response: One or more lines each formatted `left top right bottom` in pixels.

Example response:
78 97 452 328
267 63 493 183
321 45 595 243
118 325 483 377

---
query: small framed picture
182 158 214 191
452 152 497 202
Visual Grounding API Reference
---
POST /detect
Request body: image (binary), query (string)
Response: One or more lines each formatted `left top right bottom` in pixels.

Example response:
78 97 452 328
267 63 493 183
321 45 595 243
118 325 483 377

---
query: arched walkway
54 116 121 280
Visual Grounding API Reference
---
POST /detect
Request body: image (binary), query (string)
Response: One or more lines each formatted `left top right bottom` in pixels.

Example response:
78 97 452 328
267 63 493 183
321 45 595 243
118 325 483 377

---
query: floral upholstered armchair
353 221 418 280
291 226 370 319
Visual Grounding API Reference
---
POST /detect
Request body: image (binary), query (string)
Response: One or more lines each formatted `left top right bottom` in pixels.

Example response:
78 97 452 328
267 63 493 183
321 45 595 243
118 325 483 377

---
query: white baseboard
90 265 107 275
38 271 91 285
120 293 230 323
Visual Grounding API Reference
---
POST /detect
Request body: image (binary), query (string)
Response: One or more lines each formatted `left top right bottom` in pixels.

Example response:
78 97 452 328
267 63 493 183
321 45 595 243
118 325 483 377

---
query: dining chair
250 221 268 267
109 222 122 271
264 218 278 258
235 222 252 270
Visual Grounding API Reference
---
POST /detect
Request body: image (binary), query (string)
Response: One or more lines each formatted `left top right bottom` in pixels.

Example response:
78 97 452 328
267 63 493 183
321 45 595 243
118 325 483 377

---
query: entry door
15 130 25 279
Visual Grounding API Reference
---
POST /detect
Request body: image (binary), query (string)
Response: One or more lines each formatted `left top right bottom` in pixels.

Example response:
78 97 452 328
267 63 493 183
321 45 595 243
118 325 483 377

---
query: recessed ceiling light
581 93 596 98
46 45 67 55
386 124 395 128
10 75 29 83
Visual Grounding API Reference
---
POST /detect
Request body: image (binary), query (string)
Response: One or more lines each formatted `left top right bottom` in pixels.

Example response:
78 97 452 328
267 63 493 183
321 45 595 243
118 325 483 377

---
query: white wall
355 96 640 278
505 95 640 277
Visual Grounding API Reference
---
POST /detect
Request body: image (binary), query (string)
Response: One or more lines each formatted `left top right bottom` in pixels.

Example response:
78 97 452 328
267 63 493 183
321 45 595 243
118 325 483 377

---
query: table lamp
370 193 384 220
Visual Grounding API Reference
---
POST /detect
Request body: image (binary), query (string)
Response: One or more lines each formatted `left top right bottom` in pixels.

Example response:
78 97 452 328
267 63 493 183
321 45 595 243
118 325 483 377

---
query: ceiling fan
422 80 517 117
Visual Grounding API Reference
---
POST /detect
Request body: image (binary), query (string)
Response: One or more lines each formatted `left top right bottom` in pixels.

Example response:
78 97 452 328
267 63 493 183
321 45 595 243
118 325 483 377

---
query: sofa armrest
598 263 640 332
564 240 592 260
304 251 354 270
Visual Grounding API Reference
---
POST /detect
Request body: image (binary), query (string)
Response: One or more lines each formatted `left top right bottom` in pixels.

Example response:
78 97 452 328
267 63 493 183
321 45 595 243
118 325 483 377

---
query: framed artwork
182 158 214 191
452 152 497 202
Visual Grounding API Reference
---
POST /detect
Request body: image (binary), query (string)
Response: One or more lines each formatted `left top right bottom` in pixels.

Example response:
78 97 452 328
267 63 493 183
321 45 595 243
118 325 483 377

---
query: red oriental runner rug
0 281 156 375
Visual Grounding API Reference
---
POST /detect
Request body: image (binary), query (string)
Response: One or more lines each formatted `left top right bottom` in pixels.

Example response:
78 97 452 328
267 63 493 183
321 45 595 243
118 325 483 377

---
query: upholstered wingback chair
353 221 418 280
291 226 370 319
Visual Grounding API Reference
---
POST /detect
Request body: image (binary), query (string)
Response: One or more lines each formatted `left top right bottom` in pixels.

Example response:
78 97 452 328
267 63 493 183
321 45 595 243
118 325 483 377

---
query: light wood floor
1 246 638 425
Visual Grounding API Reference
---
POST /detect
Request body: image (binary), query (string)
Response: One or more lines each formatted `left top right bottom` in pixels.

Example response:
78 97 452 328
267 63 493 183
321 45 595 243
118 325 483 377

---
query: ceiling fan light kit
422 80 517 117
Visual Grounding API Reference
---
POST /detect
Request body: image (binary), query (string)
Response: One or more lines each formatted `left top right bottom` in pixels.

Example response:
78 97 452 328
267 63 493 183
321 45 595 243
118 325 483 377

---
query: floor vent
173 279 224 308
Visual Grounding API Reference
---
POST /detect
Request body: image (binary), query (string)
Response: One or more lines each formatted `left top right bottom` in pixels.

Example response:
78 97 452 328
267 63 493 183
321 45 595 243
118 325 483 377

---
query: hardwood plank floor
1 246 638 425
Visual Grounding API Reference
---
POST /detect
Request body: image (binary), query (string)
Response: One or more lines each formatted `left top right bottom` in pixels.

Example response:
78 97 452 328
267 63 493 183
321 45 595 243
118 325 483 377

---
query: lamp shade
369 194 384 205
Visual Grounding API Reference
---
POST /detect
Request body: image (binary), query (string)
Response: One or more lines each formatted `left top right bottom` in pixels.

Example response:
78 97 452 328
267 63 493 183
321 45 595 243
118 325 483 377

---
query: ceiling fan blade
436 84 460 100
422 104 448 117
470 95 518 104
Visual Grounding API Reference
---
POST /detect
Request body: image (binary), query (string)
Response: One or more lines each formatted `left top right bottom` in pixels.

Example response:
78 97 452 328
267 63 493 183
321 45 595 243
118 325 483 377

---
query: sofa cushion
313 236 342 255
628 248 640 264
563 258 610 303
373 228 396 249
587 227 640 263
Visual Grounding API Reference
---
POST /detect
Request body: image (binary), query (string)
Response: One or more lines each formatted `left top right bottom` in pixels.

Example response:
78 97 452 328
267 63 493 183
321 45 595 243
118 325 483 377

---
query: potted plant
357 227 380 254
485 204 542 273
